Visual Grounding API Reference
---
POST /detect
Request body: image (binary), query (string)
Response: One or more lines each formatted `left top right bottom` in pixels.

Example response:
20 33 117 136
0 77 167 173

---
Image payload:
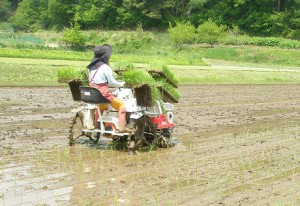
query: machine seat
80 86 110 104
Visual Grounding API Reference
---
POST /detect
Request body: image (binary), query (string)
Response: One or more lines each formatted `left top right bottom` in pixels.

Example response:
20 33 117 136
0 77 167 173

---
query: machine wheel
158 128 178 148
69 112 84 146
159 136 178 148
69 111 101 145
88 132 100 144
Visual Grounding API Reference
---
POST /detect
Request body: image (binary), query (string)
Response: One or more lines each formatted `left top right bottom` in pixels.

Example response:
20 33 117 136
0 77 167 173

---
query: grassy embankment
0 31 300 86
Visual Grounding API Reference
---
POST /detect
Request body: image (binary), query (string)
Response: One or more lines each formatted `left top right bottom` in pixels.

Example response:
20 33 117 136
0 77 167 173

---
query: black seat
79 86 110 104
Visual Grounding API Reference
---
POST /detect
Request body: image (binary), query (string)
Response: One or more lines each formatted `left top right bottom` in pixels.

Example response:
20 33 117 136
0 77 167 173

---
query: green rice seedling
148 63 179 86
122 68 162 105
122 68 156 87
156 79 180 101
57 67 88 84
113 61 134 70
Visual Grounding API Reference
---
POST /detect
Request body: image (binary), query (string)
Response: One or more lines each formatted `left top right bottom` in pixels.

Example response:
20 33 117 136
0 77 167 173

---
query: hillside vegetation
0 30 299 87
2 0 300 39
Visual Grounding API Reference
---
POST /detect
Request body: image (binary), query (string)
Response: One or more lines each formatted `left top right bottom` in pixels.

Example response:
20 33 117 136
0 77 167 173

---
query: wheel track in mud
3 124 299 205
1 85 300 205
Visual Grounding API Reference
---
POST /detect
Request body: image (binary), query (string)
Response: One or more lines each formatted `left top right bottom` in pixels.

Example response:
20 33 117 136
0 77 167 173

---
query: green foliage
189 0 208 8
249 37 300 48
190 0 300 37
197 19 227 47
57 67 88 84
45 0 75 31
287 30 300 40
85 30 155 51
0 22 14 32
10 0 42 32
74 1 120 29
0 0 12 22
223 33 251 46
222 35 300 49
63 24 86 47
5 0 300 37
121 0 164 28
168 21 197 48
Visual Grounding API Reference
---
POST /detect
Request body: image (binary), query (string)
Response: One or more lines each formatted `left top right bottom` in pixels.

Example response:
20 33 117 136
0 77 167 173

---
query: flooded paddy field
1 85 300 206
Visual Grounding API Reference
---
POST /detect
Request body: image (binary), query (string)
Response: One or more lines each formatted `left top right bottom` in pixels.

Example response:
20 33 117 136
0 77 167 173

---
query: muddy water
1 85 300 205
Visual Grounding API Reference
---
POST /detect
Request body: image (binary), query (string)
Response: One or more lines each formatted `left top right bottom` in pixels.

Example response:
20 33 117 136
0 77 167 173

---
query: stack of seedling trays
115 65 180 106
57 65 180 106
57 67 88 101
147 70 178 104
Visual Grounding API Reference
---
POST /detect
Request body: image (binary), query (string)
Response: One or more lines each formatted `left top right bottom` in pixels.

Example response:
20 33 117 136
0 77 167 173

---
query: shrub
63 23 86 46
287 30 300 40
168 21 197 49
249 37 300 49
197 19 227 47
85 30 155 51
0 23 14 32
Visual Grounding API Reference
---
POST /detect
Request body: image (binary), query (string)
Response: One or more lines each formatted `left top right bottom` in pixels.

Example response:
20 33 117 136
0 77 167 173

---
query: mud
1 85 300 206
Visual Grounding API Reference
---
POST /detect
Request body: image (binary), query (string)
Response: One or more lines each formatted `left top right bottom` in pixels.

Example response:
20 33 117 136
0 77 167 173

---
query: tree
0 0 12 22
168 21 196 49
120 0 165 28
74 0 121 29
8 0 21 10
10 0 41 31
197 19 226 47
46 0 77 30
191 0 300 36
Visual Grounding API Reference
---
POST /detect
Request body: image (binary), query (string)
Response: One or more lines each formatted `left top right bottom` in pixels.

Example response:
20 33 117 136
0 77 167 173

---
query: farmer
87 44 133 133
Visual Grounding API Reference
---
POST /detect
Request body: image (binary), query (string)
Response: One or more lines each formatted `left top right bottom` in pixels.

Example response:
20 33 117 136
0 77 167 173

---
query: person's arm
103 65 125 87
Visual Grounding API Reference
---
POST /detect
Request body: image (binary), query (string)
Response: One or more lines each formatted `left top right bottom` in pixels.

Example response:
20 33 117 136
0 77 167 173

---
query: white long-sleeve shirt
89 64 124 87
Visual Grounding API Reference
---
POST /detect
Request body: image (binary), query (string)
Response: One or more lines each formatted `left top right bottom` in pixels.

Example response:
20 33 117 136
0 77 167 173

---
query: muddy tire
88 132 100 144
159 136 178 148
69 112 84 146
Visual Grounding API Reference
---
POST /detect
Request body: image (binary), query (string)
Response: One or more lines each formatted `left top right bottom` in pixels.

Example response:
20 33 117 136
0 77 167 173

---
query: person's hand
118 81 125 87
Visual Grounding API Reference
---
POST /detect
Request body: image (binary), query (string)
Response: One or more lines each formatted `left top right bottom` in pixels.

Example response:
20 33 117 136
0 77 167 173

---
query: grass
201 46 300 67
1 29 300 67
0 62 61 87
174 67 300 84
0 47 206 66
1 36 300 86
1 59 300 87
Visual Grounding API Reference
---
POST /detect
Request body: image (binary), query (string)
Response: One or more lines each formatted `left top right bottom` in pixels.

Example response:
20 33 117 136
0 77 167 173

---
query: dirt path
1 85 300 205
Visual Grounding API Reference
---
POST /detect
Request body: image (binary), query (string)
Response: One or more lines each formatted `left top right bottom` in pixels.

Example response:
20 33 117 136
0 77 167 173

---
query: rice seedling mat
115 69 178 88
157 86 179 103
